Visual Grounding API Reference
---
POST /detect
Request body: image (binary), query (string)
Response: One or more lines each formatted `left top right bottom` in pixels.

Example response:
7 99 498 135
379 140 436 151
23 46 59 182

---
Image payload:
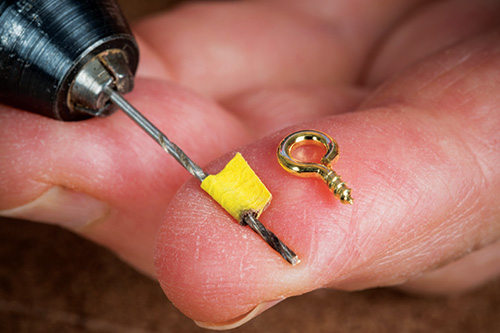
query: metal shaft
242 213 300 266
106 87 207 182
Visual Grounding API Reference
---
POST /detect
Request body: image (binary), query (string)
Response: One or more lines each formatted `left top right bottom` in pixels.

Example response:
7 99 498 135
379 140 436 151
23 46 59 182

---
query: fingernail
0 186 109 229
195 299 283 330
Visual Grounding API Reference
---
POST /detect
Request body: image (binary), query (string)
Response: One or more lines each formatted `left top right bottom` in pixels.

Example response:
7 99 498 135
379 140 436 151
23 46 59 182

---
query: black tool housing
0 0 138 120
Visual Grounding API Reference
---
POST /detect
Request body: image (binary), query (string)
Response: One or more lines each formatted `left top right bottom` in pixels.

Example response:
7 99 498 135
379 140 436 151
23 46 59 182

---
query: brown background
1 1 500 332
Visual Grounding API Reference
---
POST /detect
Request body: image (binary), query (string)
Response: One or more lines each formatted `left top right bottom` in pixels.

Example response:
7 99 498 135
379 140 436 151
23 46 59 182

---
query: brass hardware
277 130 353 204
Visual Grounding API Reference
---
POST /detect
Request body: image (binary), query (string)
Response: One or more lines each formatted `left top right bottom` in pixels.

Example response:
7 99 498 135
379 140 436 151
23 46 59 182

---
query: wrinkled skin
1 0 500 329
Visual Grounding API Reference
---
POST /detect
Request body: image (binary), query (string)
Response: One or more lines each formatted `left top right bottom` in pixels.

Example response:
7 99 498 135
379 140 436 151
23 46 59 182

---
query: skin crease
1 0 500 327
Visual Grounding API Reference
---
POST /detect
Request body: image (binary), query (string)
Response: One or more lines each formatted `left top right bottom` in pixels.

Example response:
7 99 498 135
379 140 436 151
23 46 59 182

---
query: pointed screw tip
341 197 354 205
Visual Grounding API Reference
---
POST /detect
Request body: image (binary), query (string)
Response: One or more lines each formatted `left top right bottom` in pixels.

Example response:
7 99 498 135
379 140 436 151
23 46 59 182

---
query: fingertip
154 175 310 322
194 299 283 330
154 99 499 324
153 137 351 324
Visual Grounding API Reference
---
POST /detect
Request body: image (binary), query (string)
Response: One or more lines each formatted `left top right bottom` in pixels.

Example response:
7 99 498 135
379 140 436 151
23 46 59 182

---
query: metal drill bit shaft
107 88 298 265
106 88 208 182
242 213 300 266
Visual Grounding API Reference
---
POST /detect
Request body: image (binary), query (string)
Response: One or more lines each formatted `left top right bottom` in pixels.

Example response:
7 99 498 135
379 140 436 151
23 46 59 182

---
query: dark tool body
0 0 138 120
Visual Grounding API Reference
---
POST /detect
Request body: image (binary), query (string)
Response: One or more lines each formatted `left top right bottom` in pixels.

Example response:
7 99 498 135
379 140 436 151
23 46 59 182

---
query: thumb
154 29 500 328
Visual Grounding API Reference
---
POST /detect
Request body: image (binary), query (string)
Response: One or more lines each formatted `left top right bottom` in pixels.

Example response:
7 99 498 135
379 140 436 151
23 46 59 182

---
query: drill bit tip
241 212 300 266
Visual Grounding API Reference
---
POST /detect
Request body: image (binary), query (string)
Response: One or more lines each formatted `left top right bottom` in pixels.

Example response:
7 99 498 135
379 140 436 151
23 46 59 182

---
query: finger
365 0 500 84
154 28 500 327
132 0 420 99
0 78 251 275
133 34 172 81
222 85 366 137
399 240 500 294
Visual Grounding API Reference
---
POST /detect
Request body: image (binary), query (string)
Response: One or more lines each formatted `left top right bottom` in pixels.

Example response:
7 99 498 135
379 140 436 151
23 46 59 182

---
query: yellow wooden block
201 153 272 221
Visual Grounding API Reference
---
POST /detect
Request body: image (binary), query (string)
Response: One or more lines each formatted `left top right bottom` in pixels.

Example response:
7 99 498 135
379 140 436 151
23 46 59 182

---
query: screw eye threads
324 169 353 204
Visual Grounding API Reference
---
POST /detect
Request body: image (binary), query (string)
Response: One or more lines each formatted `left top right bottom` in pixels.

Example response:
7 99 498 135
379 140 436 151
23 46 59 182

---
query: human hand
1 0 499 329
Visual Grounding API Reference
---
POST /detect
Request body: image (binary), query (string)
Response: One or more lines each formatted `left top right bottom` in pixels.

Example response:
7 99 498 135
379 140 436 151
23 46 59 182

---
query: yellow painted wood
201 153 272 220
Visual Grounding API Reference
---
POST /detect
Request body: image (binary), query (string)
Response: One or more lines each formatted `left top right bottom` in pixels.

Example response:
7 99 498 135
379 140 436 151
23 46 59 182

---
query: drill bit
241 212 300 265
105 87 299 265
106 87 208 182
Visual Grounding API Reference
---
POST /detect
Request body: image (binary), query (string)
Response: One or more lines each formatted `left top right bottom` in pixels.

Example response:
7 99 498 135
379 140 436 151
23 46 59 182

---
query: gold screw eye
277 130 353 204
